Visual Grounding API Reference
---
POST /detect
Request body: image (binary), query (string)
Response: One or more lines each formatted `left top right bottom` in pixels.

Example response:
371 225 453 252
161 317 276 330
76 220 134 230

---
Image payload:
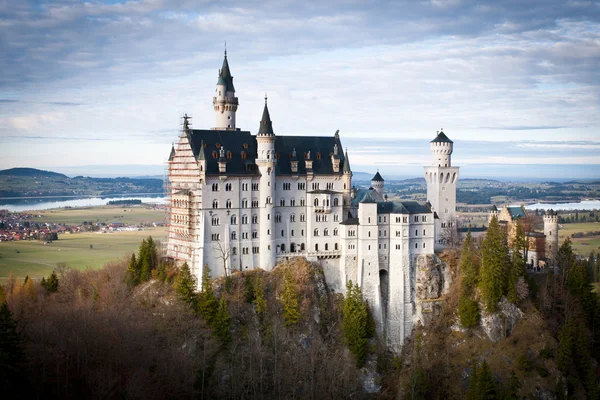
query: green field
558 222 600 255
34 205 166 225
0 228 167 283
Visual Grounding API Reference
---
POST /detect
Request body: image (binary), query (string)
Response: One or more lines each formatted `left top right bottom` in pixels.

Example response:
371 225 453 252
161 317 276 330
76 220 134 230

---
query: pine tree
45 271 59 293
504 370 521 400
461 231 478 289
125 253 140 287
174 262 197 306
477 360 497 400
480 216 508 312
458 293 480 328
466 362 479 400
507 249 525 304
253 275 267 316
557 238 576 285
342 281 369 367
197 265 218 323
213 297 231 346
281 270 301 328
459 231 480 328
557 323 572 374
0 302 24 392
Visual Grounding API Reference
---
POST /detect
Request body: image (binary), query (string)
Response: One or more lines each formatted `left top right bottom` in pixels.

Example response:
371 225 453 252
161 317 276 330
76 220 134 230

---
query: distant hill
0 167 68 179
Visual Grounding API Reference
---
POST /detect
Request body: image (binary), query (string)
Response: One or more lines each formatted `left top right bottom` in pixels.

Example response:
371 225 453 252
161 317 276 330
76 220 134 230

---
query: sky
0 0 599 179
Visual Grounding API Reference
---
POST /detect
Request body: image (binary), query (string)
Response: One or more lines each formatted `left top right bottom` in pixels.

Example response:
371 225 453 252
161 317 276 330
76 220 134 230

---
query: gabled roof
185 129 348 176
372 171 384 182
376 200 431 215
351 188 385 206
430 131 453 143
360 190 378 203
507 206 526 220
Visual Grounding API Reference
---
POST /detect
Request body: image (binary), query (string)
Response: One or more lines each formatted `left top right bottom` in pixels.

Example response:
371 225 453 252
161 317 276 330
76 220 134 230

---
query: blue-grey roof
431 131 453 143
360 190 378 203
351 188 384 206
184 129 348 176
217 54 235 92
340 217 359 225
258 102 274 136
507 206 526 220
377 200 431 215
372 171 384 182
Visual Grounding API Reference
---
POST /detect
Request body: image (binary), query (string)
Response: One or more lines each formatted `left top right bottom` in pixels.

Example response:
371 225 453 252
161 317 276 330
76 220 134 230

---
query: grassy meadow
1 205 167 283
558 222 600 255
35 205 166 225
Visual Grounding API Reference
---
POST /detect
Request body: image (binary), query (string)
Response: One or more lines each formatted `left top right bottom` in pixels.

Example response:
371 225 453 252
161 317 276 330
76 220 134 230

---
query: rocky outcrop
480 298 524 342
415 254 451 326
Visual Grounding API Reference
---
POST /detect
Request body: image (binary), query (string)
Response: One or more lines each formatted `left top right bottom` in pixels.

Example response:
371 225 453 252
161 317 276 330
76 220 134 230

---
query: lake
525 200 600 211
0 195 166 212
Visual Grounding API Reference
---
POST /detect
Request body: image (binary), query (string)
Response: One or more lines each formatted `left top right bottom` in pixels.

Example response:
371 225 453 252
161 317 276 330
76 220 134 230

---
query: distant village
0 209 165 242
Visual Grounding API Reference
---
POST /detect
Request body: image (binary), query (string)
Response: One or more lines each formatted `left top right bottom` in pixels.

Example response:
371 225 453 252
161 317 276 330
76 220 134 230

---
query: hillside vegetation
0 242 385 399
0 167 163 198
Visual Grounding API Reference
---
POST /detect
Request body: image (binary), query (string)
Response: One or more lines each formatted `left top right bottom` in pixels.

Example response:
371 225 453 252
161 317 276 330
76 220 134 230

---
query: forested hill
0 167 68 179
0 167 163 198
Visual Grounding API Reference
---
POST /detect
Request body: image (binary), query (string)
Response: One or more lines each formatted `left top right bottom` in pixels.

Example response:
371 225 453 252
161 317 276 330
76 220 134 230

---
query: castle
166 51 458 349
490 205 559 268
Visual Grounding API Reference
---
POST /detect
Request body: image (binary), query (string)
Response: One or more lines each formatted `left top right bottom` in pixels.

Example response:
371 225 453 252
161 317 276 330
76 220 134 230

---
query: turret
544 209 559 264
371 171 384 196
255 95 276 270
430 129 453 167
213 49 239 130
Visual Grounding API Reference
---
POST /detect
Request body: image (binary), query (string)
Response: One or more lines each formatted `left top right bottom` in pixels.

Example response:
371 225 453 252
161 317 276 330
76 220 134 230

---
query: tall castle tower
423 130 459 248
544 210 559 264
255 96 276 270
213 49 239 130
371 171 384 196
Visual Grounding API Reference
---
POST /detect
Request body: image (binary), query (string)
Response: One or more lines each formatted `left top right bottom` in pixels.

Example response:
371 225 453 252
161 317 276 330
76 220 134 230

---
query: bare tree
441 216 461 249
213 239 231 280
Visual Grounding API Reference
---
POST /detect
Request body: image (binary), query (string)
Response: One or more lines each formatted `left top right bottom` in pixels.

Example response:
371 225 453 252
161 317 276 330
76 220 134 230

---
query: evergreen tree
557 238 576 285
466 362 479 400
507 248 525 304
477 361 497 400
480 216 508 312
459 231 480 327
125 253 140 287
461 231 478 289
174 262 197 306
197 265 218 323
253 275 267 316
0 302 24 393
45 271 59 293
213 297 231 346
557 323 572 374
504 370 521 400
342 281 369 367
459 293 480 328
281 270 301 328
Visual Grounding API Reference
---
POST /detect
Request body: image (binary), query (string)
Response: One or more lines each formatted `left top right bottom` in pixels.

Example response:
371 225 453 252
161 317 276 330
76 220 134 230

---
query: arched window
334 243 339 250
212 200 218 209
324 228 329 236
333 228 338 236
333 198 339 207
280 199 285 206
281 243 286 252
301 243 305 251
314 228 319 236
325 243 329 251
226 199 232 209
232 247 237 255
314 198 319 206
231 231 237 240
266 196 272 204
315 244 319 251
290 214 296 222
231 215 237 224
252 214 258 224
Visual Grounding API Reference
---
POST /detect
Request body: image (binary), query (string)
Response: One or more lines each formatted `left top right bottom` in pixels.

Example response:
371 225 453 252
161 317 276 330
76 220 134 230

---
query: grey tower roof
372 171 384 182
430 130 453 143
343 149 351 173
217 52 235 92
168 144 175 161
258 99 275 136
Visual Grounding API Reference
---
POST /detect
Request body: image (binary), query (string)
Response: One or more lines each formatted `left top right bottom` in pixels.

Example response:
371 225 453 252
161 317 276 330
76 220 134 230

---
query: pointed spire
258 95 274 136
168 143 176 161
217 48 235 92
372 170 384 182
343 149 351 173
196 140 206 161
